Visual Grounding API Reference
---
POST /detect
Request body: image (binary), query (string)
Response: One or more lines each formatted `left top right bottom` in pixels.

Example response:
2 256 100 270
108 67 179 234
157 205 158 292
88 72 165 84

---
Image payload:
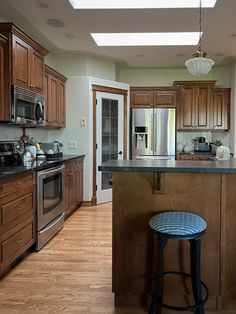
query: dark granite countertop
98 159 236 174
0 154 85 179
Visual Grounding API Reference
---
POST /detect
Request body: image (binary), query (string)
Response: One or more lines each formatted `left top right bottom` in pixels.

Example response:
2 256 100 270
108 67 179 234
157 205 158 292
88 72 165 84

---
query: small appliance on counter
40 141 63 160
0 140 21 166
193 137 211 153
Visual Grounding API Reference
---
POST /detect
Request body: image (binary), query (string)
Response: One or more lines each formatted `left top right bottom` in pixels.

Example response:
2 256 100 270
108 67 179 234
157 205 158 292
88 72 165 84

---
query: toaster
40 141 63 155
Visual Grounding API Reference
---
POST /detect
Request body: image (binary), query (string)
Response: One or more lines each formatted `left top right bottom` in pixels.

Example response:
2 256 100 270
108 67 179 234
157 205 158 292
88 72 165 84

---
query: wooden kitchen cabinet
130 87 177 108
176 153 214 160
44 65 67 128
0 23 48 95
64 157 84 219
0 172 35 276
174 81 216 130
0 34 10 121
130 88 154 108
213 88 230 131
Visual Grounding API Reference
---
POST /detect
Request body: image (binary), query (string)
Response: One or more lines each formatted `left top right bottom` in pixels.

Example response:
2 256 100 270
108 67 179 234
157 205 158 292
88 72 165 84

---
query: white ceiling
0 0 236 68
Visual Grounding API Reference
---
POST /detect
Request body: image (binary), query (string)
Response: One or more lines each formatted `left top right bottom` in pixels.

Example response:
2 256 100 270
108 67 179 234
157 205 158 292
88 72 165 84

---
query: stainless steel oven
36 164 65 251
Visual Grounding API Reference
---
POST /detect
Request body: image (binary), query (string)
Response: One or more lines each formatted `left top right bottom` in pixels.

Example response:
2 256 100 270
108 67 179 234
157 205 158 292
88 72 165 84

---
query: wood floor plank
0 202 235 313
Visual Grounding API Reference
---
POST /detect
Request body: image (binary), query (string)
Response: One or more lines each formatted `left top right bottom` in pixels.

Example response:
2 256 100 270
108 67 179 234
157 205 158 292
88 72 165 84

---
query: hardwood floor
0 202 235 313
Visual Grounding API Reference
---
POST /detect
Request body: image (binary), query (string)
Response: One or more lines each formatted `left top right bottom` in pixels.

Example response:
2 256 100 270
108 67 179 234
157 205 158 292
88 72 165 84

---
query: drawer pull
16 238 24 245
16 207 22 211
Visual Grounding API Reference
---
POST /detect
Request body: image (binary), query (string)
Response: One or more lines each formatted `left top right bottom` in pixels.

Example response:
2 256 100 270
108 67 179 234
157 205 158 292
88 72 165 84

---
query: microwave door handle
35 101 43 122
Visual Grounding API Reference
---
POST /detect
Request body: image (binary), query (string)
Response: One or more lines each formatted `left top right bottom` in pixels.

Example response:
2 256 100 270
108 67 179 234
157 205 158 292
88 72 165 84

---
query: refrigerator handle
150 111 154 155
153 111 157 154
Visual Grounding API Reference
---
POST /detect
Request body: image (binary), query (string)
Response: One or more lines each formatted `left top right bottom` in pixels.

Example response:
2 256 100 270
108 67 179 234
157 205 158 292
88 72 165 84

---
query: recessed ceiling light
91 32 201 46
46 18 65 27
68 0 217 9
36 0 51 9
64 32 76 38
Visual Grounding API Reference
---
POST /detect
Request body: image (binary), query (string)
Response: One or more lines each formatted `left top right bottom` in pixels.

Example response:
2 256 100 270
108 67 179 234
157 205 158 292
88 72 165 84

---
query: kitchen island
99 159 236 310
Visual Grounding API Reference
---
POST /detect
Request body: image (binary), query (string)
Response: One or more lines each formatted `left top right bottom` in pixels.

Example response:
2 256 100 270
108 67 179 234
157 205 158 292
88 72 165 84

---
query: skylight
68 0 217 9
91 32 201 46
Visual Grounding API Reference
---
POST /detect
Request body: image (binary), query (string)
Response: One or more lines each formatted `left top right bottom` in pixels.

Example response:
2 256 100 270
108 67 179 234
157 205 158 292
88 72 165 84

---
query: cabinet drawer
176 155 195 160
1 221 34 263
0 172 35 198
1 193 34 227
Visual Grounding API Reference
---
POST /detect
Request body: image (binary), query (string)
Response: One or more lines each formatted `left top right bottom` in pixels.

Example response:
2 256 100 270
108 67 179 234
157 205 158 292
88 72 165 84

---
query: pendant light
185 0 214 76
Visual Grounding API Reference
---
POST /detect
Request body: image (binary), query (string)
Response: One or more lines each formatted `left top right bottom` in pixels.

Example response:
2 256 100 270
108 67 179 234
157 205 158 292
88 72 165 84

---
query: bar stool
148 211 209 314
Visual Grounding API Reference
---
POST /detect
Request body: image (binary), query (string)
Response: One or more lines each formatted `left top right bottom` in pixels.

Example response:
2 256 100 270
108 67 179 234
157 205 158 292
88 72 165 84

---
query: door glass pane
101 98 118 190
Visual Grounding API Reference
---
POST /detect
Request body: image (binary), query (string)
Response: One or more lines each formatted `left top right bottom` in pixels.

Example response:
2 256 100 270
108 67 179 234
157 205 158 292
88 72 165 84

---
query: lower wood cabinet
64 157 84 219
176 154 214 160
0 172 35 275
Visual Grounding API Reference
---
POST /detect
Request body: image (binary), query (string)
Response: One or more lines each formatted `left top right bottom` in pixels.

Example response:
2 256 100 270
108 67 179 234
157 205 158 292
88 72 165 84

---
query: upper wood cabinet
130 87 177 108
0 34 10 121
213 88 230 131
0 23 48 94
174 81 216 130
44 65 67 128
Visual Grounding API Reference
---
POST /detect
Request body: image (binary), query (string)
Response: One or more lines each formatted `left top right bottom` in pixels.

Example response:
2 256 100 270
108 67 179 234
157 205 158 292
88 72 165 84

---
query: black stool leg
149 237 168 314
190 239 205 314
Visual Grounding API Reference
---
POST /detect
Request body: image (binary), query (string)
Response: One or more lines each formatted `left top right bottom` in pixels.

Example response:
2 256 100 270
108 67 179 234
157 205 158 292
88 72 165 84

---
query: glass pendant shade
185 51 214 76
185 0 214 76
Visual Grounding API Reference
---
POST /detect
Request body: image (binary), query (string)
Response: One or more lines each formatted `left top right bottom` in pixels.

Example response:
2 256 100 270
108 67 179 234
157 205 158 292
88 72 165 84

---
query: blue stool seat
149 211 207 239
148 211 209 314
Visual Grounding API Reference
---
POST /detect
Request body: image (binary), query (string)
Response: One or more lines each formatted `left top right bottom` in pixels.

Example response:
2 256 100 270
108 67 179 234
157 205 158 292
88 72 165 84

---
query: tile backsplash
0 125 50 142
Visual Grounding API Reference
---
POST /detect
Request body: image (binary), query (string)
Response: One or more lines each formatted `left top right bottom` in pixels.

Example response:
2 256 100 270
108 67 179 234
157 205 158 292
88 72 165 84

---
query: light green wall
118 64 231 87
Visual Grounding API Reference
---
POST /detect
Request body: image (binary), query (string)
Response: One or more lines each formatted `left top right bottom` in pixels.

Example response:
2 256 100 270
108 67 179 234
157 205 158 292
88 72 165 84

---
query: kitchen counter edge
0 154 85 179
98 159 236 174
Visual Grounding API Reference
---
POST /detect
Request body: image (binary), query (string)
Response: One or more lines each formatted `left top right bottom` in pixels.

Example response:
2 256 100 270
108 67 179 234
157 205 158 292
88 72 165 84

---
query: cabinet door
155 89 177 108
64 175 69 216
0 35 10 121
130 89 154 108
30 49 44 93
177 85 195 129
195 85 211 129
77 164 83 204
44 65 67 128
12 34 30 89
58 81 66 127
213 89 230 130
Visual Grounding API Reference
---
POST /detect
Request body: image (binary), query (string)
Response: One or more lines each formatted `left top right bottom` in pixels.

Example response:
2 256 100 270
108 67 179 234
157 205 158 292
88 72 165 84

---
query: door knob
118 151 123 155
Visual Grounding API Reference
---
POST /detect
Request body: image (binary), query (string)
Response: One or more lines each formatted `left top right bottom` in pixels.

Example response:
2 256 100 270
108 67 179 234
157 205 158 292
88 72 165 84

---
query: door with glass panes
96 92 124 204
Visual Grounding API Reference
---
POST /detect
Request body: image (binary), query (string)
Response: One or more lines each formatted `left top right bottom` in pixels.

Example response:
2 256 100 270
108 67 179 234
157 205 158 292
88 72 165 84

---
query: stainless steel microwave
11 85 45 127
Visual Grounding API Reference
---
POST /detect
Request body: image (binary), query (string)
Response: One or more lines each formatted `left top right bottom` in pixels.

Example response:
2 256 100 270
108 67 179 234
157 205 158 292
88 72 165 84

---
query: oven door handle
39 212 64 235
39 165 65 177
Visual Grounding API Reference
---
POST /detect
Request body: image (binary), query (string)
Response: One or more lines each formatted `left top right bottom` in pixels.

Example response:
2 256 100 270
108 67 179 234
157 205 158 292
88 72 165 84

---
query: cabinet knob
16 238 24 245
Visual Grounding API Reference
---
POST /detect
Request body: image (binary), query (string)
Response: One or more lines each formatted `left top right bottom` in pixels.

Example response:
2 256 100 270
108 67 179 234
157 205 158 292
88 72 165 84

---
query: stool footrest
149 271 209 312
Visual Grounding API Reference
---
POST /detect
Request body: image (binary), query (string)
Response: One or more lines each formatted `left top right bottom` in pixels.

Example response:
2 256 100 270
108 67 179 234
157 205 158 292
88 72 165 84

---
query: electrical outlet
69 140 77 149
80 117 87 126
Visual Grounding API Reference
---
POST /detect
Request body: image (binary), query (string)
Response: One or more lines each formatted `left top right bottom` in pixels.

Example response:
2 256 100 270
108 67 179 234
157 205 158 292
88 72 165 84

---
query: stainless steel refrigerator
131 108 176 160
